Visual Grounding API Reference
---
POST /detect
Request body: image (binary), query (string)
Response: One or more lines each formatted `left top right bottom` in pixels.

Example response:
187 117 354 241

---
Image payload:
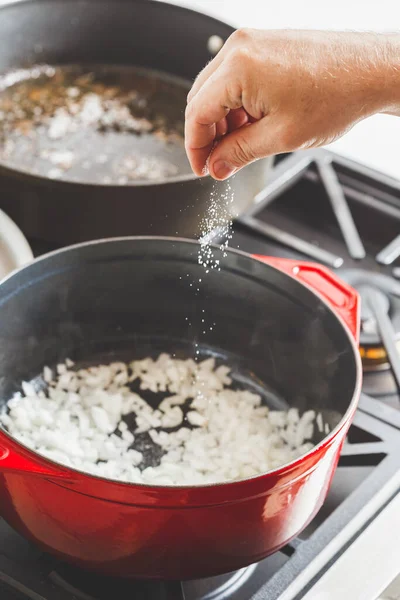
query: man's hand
185 29 400 180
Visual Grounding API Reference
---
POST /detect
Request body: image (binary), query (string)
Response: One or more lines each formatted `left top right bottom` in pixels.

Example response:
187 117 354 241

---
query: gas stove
1 149 400 600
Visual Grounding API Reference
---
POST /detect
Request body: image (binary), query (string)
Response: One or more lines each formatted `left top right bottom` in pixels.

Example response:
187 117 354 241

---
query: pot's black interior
0 239 358 451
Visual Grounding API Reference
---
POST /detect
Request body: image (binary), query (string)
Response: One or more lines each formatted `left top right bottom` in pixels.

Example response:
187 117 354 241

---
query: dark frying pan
0 0 273 245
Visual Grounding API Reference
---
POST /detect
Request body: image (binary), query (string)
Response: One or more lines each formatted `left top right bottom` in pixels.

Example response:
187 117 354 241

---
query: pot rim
0 235 363 492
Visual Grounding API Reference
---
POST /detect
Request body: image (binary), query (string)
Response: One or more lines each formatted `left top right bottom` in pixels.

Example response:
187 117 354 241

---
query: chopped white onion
0 355 319 486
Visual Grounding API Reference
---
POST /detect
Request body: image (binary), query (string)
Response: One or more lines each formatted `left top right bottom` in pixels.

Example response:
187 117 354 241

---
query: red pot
0 238 361 579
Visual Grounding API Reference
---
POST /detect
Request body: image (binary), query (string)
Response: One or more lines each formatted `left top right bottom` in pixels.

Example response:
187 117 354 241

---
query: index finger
184 118 222 176
185 70 243 176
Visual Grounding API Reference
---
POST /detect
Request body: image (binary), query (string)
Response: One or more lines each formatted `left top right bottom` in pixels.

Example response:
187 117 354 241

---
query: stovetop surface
1 149 400 600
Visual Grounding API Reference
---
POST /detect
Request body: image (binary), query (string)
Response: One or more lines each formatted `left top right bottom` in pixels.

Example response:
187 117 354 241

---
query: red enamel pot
0 237 361 579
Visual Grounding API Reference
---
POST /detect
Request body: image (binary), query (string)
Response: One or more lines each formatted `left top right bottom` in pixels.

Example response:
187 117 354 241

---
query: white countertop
168 0 400 180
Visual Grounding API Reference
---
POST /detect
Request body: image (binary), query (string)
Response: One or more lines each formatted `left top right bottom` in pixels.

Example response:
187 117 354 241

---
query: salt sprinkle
198 181 234 272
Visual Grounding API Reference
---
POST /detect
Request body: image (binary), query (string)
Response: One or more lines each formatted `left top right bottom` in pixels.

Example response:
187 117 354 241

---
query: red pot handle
252 255 360 343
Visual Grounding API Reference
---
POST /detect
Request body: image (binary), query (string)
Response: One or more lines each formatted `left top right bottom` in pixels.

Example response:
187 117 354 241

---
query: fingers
187 57 223 105
216 110 248 142
216 117 228 138
185 66 243 175
189 63 231 162
187 39 230 104
226 108 249 130
208 117 280 180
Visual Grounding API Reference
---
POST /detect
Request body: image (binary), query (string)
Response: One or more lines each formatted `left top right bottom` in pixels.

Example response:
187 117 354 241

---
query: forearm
267 30 400 119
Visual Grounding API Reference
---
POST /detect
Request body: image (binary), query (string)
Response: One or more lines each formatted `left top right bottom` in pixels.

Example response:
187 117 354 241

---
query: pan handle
252 255 360 343
0 440 74 480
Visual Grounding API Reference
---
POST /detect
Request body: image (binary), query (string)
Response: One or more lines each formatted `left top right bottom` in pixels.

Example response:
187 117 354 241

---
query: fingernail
213 160 236 180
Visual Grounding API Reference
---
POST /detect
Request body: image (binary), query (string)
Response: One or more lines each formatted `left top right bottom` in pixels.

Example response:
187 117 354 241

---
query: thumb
209 119 278 180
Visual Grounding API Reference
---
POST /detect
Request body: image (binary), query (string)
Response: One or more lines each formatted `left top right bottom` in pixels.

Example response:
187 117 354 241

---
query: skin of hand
184 29 400 180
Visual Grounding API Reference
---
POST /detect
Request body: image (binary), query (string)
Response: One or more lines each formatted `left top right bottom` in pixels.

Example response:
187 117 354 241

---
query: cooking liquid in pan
0 64 191 184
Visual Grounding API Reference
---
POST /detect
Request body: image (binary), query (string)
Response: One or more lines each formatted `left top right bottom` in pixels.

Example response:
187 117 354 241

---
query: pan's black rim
0 0 236 187
0 236 363 493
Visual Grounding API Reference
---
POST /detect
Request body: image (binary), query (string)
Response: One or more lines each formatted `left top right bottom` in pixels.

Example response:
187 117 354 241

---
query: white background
168 0 400 179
